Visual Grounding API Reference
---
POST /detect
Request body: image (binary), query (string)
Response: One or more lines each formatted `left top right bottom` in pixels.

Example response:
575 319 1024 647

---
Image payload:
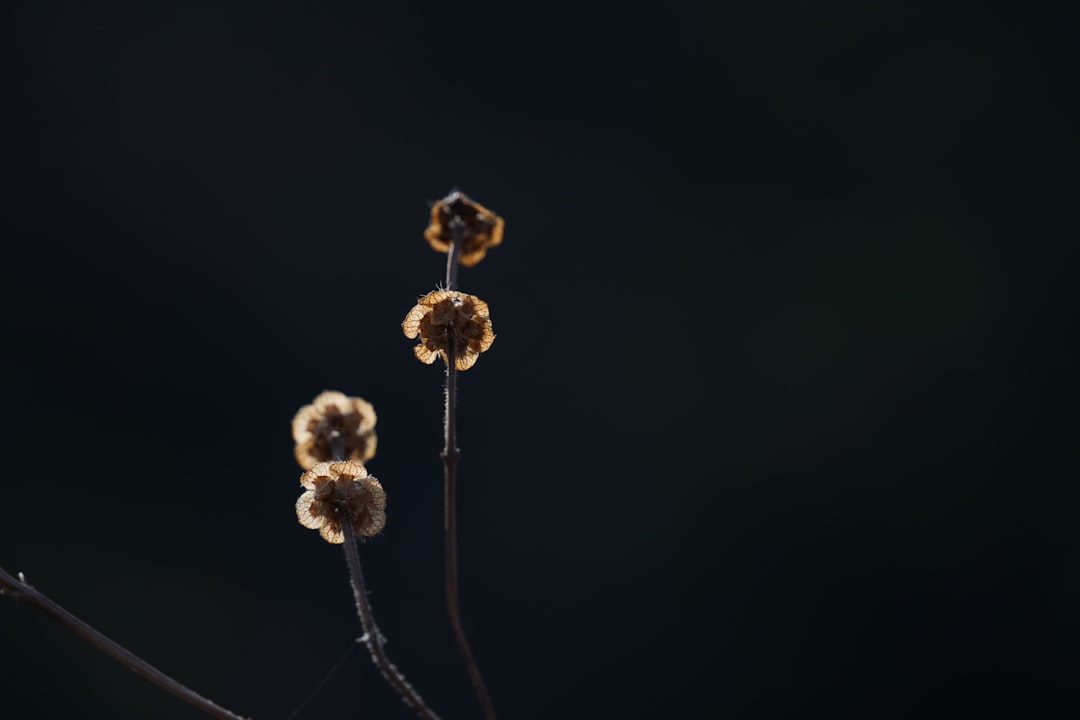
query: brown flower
424 191 504 267
295 461 387 543
402 290 495 371
292 391 377 470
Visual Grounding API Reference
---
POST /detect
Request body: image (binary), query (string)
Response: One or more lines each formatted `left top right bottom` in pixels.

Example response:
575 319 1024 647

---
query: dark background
1 2 1076 718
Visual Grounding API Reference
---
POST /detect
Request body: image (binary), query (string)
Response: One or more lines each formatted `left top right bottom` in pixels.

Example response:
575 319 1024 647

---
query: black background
1 2 1076 719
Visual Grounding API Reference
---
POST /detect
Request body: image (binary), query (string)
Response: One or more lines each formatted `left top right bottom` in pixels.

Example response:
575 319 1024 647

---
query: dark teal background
1 2 1076 718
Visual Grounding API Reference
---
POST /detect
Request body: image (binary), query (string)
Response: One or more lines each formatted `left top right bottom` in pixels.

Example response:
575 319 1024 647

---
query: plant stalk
340 520 440 720
440 218 497 720
330 444 439 720
0 565 248 720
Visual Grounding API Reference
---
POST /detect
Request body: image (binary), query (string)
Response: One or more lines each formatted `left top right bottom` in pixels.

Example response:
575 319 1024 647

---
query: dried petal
291 391 378 469
296 491 328 530
294 463 387 544
401 290 495 371
423 191 504 267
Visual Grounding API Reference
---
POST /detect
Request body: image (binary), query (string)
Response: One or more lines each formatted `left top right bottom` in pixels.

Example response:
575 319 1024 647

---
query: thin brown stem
327 446 438 720
340 520 440 720
442 320 497 720
445 217 463 290
330 432 345 466
0 565 248 720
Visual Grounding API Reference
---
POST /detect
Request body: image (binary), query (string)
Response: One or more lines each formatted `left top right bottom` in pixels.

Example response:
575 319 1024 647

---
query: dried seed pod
291 391 377 470
402 290 495 371
424 191 504 267
295 461 387 544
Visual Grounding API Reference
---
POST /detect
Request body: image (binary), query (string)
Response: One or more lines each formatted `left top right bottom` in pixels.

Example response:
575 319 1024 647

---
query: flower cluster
423 191 504 267
402 290 495 371
291 390 377 470
292 391 386 544
283 191 505 718
292 192 505 545
295 461 386 544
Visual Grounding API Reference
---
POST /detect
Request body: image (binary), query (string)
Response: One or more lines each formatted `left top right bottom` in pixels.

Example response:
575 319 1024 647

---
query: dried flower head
295 461 387 543
424 191 504 267
292 391 377 470
402 290 495 371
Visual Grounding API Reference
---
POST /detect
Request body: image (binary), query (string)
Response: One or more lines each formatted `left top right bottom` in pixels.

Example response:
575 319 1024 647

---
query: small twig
0 564 249 720
340 520 440 720
440 218 498 720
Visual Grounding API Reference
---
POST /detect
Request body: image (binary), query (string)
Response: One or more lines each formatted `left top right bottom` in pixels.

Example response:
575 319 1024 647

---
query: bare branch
0 564 249 720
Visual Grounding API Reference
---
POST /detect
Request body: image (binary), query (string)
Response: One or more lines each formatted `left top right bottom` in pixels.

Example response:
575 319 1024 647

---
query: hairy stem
328 445 438 720
441 217 498 720
340 520 440 720
445 217 462 291
0 565 248 720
